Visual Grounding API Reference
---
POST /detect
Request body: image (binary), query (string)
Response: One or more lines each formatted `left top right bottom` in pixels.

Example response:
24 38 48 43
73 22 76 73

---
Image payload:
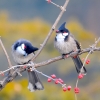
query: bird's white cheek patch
16 46 26 55
63 32 68 36
56 34 65 42
21 43 25 50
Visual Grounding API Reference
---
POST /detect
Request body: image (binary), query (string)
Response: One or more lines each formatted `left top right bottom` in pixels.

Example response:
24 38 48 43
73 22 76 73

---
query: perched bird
54 22 87 75
11 39 44 92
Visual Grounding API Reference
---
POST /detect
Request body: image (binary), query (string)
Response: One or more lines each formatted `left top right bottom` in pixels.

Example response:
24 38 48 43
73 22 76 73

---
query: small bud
74 87 80 93
78 74 84 79
55 79 59 84
63 87 67 92
47 78 52 82
67 86 71 91
86 59 90 64
58 78 64 83
51 74 56 78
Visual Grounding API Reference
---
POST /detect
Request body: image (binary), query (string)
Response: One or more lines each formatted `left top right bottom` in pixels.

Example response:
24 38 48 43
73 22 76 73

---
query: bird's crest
58 22 66 31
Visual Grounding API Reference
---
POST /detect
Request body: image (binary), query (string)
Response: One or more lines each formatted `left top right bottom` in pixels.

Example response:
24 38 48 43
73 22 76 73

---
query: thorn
17 72 22 76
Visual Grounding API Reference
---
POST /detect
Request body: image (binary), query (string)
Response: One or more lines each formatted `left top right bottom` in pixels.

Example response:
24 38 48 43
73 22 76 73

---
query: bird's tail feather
72 56 87 75
27 71 44 92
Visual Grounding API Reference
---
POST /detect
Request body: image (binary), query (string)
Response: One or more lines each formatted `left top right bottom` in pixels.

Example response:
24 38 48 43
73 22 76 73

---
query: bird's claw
62 54 68 59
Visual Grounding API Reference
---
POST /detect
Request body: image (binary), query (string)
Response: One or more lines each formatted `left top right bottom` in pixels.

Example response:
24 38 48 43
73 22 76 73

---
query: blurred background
0 0 100 100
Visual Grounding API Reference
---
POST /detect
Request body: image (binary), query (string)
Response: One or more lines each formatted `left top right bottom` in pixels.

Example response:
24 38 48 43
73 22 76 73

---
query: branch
34 47 100 68
0 37 13 74
0 44 100 91
32 0 69 61
74 37 100 100
1 45 100 75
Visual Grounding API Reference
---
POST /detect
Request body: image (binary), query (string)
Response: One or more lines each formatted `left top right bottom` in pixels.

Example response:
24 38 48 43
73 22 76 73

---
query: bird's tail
27 70 44 92
72 56 87 75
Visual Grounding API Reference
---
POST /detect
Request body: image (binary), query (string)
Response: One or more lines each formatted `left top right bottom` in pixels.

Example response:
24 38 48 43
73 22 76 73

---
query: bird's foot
62 54 69 59
27 68 31 72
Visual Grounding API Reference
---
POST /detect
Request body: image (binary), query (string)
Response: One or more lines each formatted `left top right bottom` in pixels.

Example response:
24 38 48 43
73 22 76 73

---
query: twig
75 37 100 100
31 64 66 88
0 37 12 68
32 0 69 61
0 37 13 74
46 0 66 11
75 94 78 100
80 37 100 75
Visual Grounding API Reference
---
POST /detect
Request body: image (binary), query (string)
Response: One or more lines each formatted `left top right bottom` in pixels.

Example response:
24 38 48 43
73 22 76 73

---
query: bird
54 22 87 75
11 39 44 92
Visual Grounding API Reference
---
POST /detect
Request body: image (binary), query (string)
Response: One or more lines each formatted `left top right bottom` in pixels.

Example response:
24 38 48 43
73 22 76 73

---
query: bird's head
56 22 70 37
12 39 38 56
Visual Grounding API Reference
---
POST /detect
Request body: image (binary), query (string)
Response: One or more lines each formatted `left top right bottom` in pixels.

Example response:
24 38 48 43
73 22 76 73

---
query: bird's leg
62 50 74 59
27 67 32 72
62 54 69 59
73 49 78 58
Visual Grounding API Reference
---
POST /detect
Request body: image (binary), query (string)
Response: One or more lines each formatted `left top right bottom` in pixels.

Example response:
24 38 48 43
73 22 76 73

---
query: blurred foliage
0 79 100 100
0 13 100 100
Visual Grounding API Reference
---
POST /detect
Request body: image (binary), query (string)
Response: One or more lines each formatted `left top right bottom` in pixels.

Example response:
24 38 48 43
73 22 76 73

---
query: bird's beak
56 30 59 33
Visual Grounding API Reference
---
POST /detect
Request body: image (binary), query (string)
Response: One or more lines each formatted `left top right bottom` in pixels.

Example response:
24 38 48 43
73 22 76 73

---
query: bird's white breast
54 35 77 54
56 34 65 42
12 51 34 64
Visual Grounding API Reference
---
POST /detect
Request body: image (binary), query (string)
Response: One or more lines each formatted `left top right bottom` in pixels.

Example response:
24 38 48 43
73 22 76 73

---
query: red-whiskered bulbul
54 22 87 75
11 39 44 92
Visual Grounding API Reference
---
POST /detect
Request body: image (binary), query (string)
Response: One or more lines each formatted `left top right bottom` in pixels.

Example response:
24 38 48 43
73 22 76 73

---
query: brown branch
35 56 63 68
0 37 13 74
0 37 12 68
34 47 100 68
0 68 25 91
0 46 100 91
32 0 70 61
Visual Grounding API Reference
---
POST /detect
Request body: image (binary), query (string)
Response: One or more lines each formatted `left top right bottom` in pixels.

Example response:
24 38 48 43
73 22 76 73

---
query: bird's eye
21 44 26 50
